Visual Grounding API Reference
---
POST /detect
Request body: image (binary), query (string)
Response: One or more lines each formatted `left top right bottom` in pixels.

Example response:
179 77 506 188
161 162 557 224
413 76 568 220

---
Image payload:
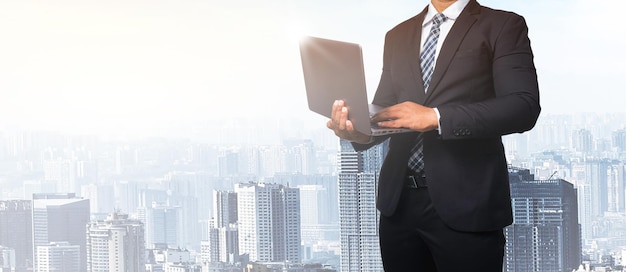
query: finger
330 100 339 120
377 119 402 128
345 120 355 132
338 106 349 130
372 109 396 122
330 100 341 124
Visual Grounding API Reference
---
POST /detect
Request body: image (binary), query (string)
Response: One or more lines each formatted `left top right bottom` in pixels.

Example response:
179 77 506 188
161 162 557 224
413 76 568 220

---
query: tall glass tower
506 167 582 272
337 139 387 272
32 193 90 272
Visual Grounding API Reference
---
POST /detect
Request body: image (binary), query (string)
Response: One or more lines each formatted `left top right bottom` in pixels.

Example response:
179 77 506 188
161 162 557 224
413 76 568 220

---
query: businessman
327 0 540 271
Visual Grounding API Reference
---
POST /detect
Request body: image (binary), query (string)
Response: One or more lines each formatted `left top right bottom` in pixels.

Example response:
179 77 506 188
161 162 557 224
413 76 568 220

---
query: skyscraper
337 139 386 272
585 159 615 217
209 190 238 264
235 182 300 263
572 128 593 153
298 184 326 246
0 200 32 272
144 202 181 248
506 167 582 272
213 191 238 229
86 212 145 272
32 193 90 271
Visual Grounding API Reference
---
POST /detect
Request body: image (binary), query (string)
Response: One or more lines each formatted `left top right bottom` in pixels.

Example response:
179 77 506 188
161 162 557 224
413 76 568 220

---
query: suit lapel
409 6 429 103
424 0 480 103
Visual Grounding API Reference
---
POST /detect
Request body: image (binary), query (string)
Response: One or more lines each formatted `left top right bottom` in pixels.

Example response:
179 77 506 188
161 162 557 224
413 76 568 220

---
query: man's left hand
372 101 439 132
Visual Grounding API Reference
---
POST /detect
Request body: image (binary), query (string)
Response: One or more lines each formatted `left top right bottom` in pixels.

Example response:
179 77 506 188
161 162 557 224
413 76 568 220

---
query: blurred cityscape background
1 0 625 271
1 112 626 271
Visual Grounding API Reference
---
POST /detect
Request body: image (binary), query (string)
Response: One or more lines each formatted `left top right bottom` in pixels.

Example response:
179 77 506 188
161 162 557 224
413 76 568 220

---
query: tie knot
432 13 447 27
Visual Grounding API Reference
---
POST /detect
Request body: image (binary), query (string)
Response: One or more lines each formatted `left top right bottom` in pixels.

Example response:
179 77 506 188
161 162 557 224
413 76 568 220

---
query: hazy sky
1 0 624 136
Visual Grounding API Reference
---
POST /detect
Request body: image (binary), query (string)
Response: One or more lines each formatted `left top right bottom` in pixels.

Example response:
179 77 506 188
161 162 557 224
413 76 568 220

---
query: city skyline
1 0 626 270
1 0 625 138
1 112 626 270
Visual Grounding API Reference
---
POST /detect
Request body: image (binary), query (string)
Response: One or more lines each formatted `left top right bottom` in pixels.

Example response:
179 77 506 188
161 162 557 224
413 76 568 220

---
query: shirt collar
423 0 470 26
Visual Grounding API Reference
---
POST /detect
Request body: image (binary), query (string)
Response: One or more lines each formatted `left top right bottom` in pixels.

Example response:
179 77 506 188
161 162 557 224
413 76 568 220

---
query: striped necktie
408 13 447 173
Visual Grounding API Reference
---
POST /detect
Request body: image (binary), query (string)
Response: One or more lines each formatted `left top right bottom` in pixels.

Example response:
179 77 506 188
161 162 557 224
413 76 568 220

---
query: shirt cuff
433 107 442 135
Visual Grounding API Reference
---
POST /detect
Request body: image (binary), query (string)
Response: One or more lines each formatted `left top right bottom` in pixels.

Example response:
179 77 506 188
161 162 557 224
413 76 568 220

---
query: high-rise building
81 184 115 214
607 163 625 213
297 184 339 247
213 191 237 229
585 159 616 217
164 171 218 249
0 200 32 272
612 129 626 152
505 167 582 272
115 180 144 215
43 159 77 194
298 184 325 246
167 194 200 249
32 193 90 271
0 246 16 272
283 139 317 175
35 242 81 272
218 150 239 177
337 139 386 272
144 202 181 248
209 191 238 264
572 129 594 153
235 182 300 263
86 212 145 272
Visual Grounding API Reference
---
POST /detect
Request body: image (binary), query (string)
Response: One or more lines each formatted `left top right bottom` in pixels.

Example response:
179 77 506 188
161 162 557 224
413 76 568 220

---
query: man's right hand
326 100 372 144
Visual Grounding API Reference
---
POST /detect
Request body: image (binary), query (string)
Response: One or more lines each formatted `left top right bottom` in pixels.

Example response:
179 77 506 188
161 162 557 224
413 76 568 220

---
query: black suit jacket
353 0 541 232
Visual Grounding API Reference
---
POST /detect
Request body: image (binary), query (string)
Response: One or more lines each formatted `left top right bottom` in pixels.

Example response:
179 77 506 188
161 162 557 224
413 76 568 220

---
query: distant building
32 193 90 271
35 242 81 272
209 191 238 264
144 203 181 248
80 183 115 214
572 129 593 153
0 246 16 272
235 182 300 263
612 129 626 151
244 262 336 272
148 246 199 272
337 139 386 272
0 200 32 272
114 180 144 215
505 167 582 272
43 159 77 194
86 212 145 272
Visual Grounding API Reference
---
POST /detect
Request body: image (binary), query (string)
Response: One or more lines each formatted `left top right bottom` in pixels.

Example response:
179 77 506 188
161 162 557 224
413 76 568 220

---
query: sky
0 0 624 137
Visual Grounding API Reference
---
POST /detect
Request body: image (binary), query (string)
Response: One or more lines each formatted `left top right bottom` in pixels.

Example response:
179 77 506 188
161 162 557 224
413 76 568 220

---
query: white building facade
235 182 300 263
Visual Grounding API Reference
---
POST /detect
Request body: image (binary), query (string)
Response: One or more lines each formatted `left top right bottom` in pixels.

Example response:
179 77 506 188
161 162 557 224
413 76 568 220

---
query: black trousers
379 186 505 272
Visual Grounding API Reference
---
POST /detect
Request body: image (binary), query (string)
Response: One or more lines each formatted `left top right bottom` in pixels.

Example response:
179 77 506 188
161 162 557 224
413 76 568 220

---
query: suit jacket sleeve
437 14 540 139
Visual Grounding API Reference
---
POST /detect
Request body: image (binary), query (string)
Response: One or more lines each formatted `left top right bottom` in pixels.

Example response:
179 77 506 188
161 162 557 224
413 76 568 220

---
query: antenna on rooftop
548 171 558 180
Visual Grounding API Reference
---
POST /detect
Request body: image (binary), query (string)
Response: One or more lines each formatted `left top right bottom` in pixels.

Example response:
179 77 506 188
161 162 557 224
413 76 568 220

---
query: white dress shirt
422 0 470 133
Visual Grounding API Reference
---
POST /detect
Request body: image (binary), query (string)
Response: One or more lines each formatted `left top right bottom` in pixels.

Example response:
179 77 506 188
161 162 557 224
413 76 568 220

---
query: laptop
299 36 411 136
